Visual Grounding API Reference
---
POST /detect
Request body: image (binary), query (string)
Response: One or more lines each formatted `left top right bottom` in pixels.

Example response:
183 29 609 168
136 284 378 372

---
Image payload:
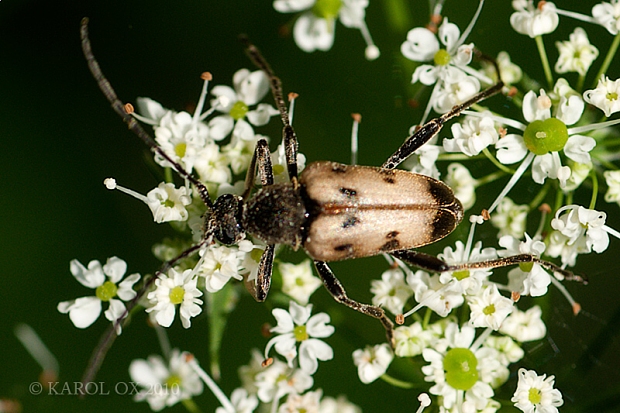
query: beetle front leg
381 81 504 170
314 261 395 346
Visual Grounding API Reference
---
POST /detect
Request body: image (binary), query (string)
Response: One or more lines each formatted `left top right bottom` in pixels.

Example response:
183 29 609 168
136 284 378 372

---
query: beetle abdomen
300 161 463 261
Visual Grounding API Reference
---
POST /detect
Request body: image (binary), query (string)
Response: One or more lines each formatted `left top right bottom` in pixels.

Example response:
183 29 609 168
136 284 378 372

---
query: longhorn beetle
80 18 578 381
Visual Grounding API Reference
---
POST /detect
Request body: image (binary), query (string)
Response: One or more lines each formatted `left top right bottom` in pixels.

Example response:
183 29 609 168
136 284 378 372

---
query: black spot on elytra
342 216 359 228
339 187 357 197
331 163 347 173
380 239 400 251
334 244 353 252
379 169 396 184
386 231 399 239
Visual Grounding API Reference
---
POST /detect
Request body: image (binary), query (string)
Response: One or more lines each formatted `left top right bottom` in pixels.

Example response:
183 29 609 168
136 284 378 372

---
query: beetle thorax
242 183 306 250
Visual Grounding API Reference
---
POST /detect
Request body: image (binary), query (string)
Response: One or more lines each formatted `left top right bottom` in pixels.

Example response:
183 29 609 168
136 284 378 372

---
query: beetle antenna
80 18 213 209
80 239 208 390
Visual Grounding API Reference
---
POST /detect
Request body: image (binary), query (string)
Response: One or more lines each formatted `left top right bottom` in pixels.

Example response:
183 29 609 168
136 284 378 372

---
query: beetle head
209 194 245 245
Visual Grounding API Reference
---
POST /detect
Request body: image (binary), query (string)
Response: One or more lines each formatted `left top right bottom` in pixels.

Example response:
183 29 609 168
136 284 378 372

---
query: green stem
553 187 564 213
535 35 553 89
576 73 585 93
165 167 174 184
589 169 599 210
482 147 515 174
422 307 432 329
380 373 415 389
528 180 551 211
475 170 506 186
593 31 620 87
182 398 202 413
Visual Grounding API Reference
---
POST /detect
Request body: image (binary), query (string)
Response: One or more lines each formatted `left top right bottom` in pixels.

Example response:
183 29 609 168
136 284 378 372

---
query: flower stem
589 169 599 210
381 373 415 389
475 170 506 186
482 147 515 174
593 31 620 87
535 35 553 89
528 180 551 211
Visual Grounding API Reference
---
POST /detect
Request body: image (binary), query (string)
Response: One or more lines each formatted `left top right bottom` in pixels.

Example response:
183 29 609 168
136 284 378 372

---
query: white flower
444 163 477 210
405 137 442 179
129 349 203 411
510 0 559 37
499 306 546 342
406 270 464 317
548 205 609 259
432 67 482 114
352 343 393 384
215 388 258 413
193 142 232 185
58 257 139 333
445 114 499 157
421 323 496 411
209 69 277 142
592 0 620 34
604 170 620 204
511 368 563 413
402 18 477 87
254 358 313 403
438 241 498 295
495 82 596 189
583 76 620 117
468 284 514 330
498 234 551 297
484 335 525 366
197 245 244 293
490 197 528 239
265 301 335 375
393 321 438 357
279 259 322 305
274 0 377 59
146 268 203 328
279 389 322 413
497 51 523 85
319 395 361 413
370 267 413 315
223 135 261 175
555 27 598 76
146 182 192 223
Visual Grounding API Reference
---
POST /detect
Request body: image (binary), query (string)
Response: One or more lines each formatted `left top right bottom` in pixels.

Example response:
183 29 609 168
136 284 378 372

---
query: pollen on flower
124 103 134 114
288 92 299 101
200 72 212 81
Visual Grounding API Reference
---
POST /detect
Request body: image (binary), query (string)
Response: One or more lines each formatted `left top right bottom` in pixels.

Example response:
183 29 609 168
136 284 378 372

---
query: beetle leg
243 138 274 200
246 244 276 302
314 261 395 346
381 81 504 170
391 250 584 282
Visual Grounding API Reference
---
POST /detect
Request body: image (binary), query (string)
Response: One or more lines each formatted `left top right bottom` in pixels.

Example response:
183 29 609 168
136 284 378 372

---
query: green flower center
443 348 479 390
528 387 542 404
230 100 249 120
273 164 285 176
294 325 309 342
169 286 185 305
483 304 496 315
434 49 451 66
175 142 187 158
519 262 534 272
523 118 569 155
250 248 264 263
296 277 305 286
453 270 470 281
312 0 342 20
163 199 175 208
166 374 182 389
607 92 618 101
95 281 118 302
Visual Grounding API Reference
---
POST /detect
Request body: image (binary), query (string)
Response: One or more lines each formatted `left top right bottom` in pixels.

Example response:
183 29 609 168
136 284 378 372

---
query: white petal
294 13 335 52
556 95 584 125
70 259 104 288
496 134 528 164
117 273 140 300
438 18 461 51
271 308 295 333
155 303 176 327
103 256 127 283
136 97 168 122
232 119 255 142
564 135 595 164
299 339 334 374
67 296 102 328
401 27 439 62
306 313 335 338
208 115 234 141
412 65 439 85
247 103 278 126
211 85 237 112
236 70 270 106
274 0 315 13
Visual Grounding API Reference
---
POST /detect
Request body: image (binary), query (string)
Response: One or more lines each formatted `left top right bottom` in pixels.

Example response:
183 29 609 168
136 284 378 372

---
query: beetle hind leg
314 261 395 346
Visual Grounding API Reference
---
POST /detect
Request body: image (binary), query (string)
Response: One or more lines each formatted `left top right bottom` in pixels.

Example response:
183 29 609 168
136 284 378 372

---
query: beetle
80 18 577 355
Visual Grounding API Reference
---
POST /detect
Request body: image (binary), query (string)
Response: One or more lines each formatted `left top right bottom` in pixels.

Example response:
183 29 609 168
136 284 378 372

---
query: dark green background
1 1 619 412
